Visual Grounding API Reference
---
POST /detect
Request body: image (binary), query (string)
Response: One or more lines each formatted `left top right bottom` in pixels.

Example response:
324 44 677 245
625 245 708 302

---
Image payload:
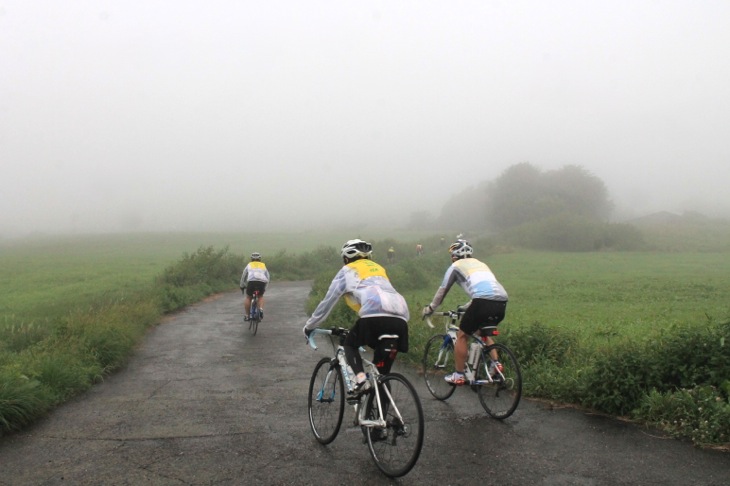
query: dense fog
2 1 729 237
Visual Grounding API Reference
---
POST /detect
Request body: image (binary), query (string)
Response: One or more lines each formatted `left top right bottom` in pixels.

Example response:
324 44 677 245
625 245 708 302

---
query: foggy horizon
2 1 729 238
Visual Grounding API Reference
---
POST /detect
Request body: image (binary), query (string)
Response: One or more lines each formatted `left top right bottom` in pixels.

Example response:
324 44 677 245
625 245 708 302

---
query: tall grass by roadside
0 237 360 435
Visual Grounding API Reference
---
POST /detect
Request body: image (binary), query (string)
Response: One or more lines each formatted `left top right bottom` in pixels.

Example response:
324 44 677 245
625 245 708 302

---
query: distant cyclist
240 252 270 321
303 239 410 395
387 246 396 264
422 240 508 385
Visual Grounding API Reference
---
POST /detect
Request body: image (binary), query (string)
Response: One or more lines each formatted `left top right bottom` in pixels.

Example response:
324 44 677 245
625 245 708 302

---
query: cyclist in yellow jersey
240 252 270 321
303 239 410 394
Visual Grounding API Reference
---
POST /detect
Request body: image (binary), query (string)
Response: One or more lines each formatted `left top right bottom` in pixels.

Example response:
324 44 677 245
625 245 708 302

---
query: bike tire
364 373 424 478
308 357 345 444
249 296 259 336
422 334 457 400
475 343 522 419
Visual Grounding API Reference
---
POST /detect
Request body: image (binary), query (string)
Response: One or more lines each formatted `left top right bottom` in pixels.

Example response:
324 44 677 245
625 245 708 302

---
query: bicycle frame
308 329 400 430
307 327 425 477
425 311 504 384
250 291 259 319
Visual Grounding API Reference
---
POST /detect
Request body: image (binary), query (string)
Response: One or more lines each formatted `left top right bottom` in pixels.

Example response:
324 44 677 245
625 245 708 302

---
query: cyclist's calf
373 334 399 374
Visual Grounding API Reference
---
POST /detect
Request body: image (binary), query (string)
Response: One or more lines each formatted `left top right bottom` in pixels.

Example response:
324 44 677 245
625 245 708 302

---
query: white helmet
251 252 261 261
449 240 473 258
341 239 373 259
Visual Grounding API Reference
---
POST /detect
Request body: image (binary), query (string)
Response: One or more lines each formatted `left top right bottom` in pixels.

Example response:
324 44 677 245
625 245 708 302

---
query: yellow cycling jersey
346 259 388 278
240 261 270 286
303 258 410 330
343 259 389 312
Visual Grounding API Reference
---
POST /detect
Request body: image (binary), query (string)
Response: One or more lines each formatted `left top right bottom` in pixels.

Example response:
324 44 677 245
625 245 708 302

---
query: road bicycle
307 327 424 478
422 309 522 419
247 290 262 336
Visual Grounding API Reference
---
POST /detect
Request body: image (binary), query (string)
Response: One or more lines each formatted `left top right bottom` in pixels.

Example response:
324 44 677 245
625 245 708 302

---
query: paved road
1 281 727 485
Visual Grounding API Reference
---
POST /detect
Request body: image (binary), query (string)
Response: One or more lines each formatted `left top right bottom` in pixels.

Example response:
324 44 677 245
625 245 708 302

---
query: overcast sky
2 1 729 236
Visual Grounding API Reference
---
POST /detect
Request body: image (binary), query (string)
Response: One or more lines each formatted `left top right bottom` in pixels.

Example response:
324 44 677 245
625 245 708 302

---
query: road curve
0 281 727 485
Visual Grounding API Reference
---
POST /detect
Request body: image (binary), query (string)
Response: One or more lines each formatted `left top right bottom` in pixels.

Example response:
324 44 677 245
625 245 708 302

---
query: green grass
388 249 730 361
0 230 434 321
491 250 730 341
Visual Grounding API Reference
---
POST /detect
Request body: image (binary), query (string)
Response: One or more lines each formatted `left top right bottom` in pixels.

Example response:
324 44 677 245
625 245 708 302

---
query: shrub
577 340 663 416
0 322 51 354
651 320 730 391
26 346 101 403
635 386 730 445
0 369 52 434
157 246 242 288
502 215 646 251
503 321 578 368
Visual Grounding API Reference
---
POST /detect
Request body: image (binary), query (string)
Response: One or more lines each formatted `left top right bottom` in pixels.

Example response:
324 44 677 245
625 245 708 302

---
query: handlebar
423 309 465 330
306 327 349 350
423 309 501 338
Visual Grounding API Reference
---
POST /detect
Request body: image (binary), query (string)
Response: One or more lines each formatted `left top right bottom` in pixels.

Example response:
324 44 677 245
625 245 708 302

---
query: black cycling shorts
460 299 507 335
245 281 267 297
344 316 409 353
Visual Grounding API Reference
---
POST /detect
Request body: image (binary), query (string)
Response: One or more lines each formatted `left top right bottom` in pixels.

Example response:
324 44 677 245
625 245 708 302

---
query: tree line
410 162 644 251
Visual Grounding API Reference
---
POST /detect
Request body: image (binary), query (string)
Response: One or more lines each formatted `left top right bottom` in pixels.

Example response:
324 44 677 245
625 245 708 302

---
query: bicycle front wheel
364 373 424 478
308 358 345 444
475 343 522 419
422 334 457 400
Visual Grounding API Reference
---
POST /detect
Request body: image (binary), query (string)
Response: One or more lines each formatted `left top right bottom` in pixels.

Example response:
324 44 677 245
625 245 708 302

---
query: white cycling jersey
240 261 270 287
304 259 409 331
429 257 508 310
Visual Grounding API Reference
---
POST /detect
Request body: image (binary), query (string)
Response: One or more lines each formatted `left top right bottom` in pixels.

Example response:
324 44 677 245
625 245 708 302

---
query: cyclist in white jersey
422 240 508 385
240 252 270 320
303 239 410 395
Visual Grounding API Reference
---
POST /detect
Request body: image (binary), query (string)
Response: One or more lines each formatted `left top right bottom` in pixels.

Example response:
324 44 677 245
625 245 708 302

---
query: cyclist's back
303 239 409 390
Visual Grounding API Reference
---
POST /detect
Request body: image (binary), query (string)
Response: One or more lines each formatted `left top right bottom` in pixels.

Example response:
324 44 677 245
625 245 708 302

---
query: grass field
491 250 730 340
4 232 729 339
0 229 431 322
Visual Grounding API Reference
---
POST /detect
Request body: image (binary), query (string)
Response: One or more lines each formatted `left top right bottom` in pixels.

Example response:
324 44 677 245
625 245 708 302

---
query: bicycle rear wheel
364 373 424 478
249 297 259 335
475 343 522 419
422 334 457 400
308 357 345 444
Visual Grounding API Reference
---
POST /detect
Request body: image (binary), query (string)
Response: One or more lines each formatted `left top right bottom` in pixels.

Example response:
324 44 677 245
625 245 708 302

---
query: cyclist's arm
428 265 459 310
240 266 249 288
303 267 348 331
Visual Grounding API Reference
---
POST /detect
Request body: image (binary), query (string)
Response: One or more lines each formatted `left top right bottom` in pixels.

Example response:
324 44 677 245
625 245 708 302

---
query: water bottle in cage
337 347 355 392
467 342 480 368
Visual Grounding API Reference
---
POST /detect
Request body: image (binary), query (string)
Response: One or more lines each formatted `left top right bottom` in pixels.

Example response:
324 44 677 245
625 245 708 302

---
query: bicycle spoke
476 343 522 419
422 334 457 400
364 374 424 478
308 358 344 444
